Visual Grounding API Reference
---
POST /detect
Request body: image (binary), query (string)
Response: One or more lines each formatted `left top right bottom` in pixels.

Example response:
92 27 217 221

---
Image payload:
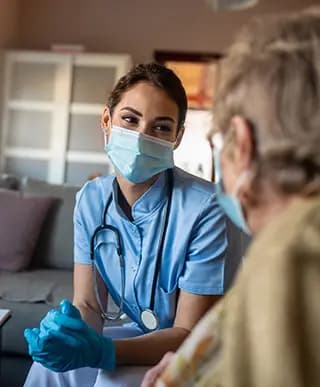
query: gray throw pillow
21 178 80 270
0 189 55 271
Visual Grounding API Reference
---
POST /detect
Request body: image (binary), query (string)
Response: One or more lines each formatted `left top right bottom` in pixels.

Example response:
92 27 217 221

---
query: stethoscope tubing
149 170 173 310
90 169 173 330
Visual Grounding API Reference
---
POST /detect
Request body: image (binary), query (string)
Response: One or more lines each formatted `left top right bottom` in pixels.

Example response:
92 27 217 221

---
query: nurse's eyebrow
120 107 142 116
120 107 176 123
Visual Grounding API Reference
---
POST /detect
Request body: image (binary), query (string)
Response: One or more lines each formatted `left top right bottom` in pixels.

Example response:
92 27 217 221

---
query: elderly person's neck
246 182 304 235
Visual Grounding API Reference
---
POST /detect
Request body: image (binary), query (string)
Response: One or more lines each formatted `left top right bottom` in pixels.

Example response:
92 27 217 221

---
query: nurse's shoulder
173 167 217 205
75 173 115 212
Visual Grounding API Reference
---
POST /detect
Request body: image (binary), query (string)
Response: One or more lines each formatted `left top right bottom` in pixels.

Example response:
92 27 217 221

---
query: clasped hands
24 299 115 372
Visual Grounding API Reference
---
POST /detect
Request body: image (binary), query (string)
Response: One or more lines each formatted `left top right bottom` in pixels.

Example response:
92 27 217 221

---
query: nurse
24 63 232 387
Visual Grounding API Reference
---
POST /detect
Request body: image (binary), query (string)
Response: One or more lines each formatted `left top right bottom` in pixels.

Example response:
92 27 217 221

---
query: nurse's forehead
115 83 179 117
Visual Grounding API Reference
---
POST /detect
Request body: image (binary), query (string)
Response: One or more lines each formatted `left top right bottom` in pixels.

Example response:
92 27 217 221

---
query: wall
17 0 319 63
0 0 19 49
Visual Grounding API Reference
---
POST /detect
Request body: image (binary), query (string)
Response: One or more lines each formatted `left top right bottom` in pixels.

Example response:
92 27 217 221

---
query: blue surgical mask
105 126 175 183
213 133 251 235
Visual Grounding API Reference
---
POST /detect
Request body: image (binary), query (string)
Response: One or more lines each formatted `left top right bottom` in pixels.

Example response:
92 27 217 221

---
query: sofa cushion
0 269 73 307
0 271 54 303
0 269 73 355
0 189 56 271
21 178 80 270
0 269 124 356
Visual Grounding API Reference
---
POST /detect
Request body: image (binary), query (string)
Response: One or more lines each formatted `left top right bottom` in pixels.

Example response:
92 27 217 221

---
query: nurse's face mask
105 126 175 183
213 132 251 235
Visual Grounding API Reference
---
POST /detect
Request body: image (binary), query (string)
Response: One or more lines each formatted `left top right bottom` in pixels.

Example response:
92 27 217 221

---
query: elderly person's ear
230 116 255 172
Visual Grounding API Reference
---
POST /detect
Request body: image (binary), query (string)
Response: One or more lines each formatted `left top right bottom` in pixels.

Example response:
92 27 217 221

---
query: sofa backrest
21 177 80 270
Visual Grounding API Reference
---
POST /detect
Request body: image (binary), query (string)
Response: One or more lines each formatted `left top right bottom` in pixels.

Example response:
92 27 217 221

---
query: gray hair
214 7 320 196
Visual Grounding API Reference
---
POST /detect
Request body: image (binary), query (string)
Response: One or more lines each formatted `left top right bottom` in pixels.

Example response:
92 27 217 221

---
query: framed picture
155 51 222 181
155 51 221 110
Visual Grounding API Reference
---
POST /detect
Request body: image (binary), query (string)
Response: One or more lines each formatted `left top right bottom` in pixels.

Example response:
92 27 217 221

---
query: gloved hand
24 299 116 372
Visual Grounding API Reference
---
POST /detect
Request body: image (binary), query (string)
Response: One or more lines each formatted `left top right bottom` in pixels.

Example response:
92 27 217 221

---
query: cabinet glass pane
71 66 116 104
10 62 56 101
7 110 51 148
65 162 112 185
68 114 103 151
5 158 48 180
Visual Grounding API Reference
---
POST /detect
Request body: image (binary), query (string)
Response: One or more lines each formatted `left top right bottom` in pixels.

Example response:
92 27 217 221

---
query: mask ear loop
232 170 252 197
102 126 109 148
101 112 113 148
231 117 258 198
214 130 252 229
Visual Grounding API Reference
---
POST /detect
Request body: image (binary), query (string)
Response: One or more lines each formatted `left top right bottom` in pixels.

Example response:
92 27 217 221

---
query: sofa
0 174 79 387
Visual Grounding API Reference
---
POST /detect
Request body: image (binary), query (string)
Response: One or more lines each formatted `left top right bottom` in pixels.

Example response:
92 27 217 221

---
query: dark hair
107 63 188 131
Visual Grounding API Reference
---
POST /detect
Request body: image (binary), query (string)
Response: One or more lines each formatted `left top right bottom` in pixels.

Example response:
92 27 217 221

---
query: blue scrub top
74 167 228 332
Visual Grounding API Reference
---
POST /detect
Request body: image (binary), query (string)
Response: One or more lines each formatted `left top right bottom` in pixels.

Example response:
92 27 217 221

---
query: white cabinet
0 50 132 184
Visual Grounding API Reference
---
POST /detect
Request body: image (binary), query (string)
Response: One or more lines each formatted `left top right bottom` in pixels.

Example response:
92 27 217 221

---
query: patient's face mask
105 125 175 183
213 132 251 235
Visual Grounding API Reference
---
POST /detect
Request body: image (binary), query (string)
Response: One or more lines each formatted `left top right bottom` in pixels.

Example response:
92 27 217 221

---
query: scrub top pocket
155 286 178 329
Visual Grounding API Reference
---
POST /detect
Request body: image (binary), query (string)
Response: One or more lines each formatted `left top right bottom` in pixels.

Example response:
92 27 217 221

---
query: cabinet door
1 51 132 185
0 51 71 183
65 53 132 185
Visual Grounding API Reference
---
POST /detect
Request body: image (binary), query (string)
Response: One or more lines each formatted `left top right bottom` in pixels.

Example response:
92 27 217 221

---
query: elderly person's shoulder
243 195 320 276
221 195 320 387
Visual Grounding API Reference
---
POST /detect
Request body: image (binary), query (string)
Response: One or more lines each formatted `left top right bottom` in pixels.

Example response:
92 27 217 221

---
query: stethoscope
90 169 173 331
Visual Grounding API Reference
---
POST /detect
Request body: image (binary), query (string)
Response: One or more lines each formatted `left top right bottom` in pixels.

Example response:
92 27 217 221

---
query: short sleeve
73 186 92 265
178 195 228 295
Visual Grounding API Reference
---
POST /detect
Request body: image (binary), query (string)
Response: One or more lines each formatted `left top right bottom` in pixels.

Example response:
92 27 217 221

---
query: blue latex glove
24 299 115 372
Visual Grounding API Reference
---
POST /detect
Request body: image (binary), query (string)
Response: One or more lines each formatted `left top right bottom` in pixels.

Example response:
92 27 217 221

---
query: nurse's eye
153 124 172 133
122 115 139 125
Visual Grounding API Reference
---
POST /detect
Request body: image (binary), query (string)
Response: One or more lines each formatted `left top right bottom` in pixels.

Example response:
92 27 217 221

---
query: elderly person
143 7 320 387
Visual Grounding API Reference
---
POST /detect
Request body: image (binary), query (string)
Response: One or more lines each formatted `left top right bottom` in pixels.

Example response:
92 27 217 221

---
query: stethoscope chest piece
141 309 159 331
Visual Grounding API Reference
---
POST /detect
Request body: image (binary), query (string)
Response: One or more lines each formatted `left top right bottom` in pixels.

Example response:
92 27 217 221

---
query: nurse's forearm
73 300 104 333
114 327 190 366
